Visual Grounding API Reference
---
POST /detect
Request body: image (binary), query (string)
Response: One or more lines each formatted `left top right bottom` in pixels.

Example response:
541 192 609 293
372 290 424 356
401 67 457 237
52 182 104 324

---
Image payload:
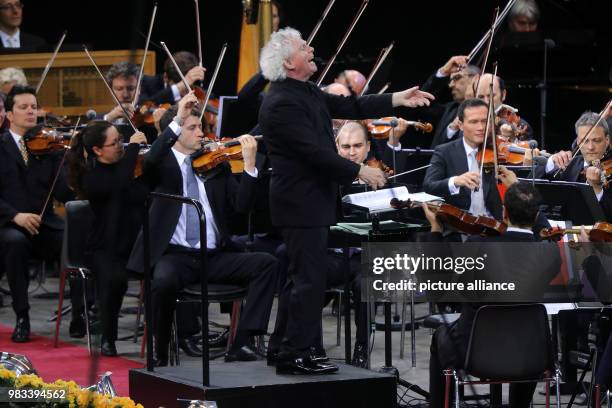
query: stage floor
130 360 397 408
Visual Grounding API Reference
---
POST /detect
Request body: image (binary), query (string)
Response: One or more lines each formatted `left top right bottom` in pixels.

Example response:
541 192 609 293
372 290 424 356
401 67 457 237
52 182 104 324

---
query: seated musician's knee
0 227 31 251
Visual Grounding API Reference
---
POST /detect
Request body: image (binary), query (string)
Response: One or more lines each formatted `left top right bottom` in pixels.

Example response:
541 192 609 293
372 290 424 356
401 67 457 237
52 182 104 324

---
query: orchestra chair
444 304 561 408
53 200 94 354
168 283 248 366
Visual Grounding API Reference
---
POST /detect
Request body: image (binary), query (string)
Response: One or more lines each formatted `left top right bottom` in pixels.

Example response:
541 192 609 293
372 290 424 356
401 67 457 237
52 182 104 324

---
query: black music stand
520 178 605 225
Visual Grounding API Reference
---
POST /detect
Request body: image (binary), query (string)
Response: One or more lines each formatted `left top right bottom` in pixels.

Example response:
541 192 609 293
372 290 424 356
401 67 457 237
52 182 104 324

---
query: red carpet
0 323 143 397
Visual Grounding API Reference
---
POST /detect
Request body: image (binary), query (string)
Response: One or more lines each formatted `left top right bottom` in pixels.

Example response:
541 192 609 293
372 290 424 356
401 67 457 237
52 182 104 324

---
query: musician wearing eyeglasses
0 0 46 53
534 111 612 221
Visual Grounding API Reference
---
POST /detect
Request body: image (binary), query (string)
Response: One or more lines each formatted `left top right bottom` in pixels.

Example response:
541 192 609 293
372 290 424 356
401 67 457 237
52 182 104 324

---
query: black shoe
267 348 279 366
276 356 339 375
224 345 259 362
178 335 203 357
351 343 368 368
309 346 329 363
11 317 30 343
69 315 87 338
155 357 168 367
101 339 118 357
209 329 229 348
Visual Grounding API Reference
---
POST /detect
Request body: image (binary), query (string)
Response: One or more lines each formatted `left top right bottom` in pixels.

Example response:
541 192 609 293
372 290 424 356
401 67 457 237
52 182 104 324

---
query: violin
495 104 529 140
132 101 171 128
127 143 151 178
477 136 550 166
367 117 432 140
365 157 393 177
539 222 612 242
390 197 507 236
190 135 262 174
24 127 73 155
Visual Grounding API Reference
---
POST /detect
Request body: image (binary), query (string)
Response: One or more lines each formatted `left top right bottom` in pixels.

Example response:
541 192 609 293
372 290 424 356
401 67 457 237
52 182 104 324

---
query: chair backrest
464 304 553 381
63 200 94 270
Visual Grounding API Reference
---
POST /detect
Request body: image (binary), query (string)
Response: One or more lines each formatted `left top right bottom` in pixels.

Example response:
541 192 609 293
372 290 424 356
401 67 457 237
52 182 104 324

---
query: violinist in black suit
126 91 277 366
423 98 503 221
533 111 612 221
138 51 205 106
0 85 74 342
420 55 479 148
0 0 47 53
258 27 434 375
426 182 561 408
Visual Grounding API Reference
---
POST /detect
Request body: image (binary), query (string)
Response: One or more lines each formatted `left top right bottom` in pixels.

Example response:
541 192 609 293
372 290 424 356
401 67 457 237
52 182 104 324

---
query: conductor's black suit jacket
127 127 258 273
258 77 393 227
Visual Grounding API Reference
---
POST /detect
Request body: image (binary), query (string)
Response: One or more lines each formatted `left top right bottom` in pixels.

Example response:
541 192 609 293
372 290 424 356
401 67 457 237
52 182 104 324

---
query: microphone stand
538 39 551 150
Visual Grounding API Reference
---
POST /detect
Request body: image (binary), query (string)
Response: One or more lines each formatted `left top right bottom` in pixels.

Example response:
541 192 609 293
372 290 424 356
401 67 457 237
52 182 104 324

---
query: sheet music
342 186 443 212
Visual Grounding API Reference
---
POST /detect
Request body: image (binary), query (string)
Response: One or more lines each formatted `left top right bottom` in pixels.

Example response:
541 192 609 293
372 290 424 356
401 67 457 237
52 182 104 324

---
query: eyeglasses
0 2 24 11
102 139 122 148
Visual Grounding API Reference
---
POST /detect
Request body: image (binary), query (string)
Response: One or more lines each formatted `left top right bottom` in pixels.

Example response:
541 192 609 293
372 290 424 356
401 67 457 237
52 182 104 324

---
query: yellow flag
237 0 273 92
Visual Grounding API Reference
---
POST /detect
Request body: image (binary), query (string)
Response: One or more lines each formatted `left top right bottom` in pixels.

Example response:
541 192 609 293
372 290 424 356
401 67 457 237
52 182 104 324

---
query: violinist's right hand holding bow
13 213 41 236
357 164 386 190
176 91 199 120
551 150 573 171
453 171 480 190
176 66 206 95
438 55 469 76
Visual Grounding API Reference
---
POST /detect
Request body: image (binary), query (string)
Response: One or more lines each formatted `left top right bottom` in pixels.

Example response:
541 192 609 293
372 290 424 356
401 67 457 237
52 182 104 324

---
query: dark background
18 0 612 151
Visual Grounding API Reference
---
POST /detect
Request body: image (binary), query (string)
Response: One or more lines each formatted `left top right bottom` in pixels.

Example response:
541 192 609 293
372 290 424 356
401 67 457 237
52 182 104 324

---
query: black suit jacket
436 230 560 367
126 127 258 272
0 131 73 230
0 31 47 53
259 78 393 227
138 74 176 106
423 137 503 220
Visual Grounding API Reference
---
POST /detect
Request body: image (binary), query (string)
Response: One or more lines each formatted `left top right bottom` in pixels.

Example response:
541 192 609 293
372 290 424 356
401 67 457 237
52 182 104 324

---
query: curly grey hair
105 61 139 84
260 27 302 82
575 111 609 136
509 0 540 23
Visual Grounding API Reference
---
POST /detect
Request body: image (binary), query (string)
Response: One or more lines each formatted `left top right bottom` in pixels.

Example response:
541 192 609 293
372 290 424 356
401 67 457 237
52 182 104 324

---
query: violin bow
133 3 158 108
553 98 612 178
35 30 67 94
83 46 138 132
306 0 336 46
476 62 499 192
377 82 391 94
387 163 432 180
160 42 196 96
194 0 204 68
198 43 228 122
315 0 369 86
360 41 394 96
467 0 517 63
473 7 499 93
39 117 81 218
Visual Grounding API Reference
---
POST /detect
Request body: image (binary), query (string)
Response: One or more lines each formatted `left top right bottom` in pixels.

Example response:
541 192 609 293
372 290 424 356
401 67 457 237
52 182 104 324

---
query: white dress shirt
447 138 491 216
9 129 22 146
0 29 20 48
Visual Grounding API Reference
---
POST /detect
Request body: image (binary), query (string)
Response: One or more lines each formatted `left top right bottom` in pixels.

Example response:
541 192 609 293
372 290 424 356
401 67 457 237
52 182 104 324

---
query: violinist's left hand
392 87 434 108
238 134 258 174
585 166 603 194
499 123 515 140
387 118 408 146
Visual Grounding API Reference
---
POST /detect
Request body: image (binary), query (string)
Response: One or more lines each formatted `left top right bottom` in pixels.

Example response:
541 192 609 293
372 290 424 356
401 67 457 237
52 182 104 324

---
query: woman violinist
67 121 149 356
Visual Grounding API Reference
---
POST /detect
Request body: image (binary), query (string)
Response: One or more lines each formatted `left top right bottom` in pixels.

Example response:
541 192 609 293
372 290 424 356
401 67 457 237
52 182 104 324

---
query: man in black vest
0 85 73 342
258 27 434 374
127 92 277 366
